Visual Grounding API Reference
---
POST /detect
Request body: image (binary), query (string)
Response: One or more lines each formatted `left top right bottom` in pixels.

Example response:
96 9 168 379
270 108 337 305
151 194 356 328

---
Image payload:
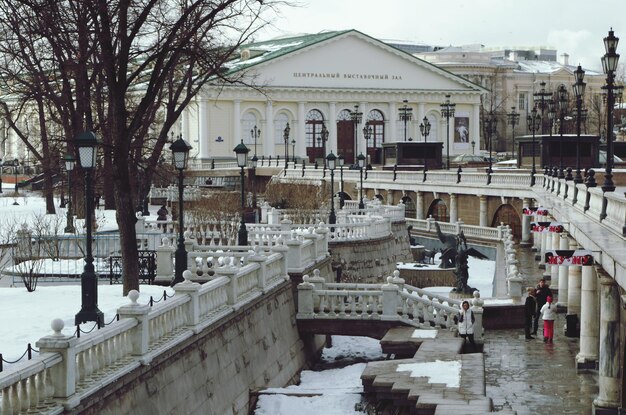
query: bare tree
0 0 278 294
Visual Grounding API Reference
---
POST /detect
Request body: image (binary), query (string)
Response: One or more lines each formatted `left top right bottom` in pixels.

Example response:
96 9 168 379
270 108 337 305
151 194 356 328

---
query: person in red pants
540 296 556 343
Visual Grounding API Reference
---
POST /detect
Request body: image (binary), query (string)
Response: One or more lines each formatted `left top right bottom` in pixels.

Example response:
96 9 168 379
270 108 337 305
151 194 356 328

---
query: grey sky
259 0 625 72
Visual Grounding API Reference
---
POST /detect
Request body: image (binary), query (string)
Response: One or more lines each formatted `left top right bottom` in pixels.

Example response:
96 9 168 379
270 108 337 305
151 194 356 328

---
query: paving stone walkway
483 248 599 415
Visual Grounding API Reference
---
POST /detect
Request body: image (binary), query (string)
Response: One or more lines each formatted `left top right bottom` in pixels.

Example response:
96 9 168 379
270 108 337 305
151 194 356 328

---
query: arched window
305 110 325 147
366 110 385 148
242 112 258 145
423 113 438 143
491 204 522 239
427 199 449 222
337 109 352 121
274 112 289 144
401 196 415 219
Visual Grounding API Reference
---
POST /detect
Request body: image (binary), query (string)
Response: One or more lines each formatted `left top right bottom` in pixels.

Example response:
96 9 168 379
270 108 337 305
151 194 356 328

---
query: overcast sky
258 0 625 72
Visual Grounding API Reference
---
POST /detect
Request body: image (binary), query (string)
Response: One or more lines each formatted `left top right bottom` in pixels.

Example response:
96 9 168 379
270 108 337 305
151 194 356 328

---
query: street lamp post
399 100 413 142
338 154 345 208
251 125 260 158
251 155 258 211
601 28 620 192
440 95 456 170
471 140 476 154
291 139 296 162
419 116 431 142
351 105 363 163
13 158 19 194
527 106 541 186
363 124 372 170
357 153 365 209
506 106 520 159
485 113 497 184
326 152 337 225
234 140 250 245
63 153 76 233
320 123 329 166
170 135 192 286
573 65 586 184
74 131 104 327
534 81 552 134
557 85 569 179
283 123 290 172
0 158 3 194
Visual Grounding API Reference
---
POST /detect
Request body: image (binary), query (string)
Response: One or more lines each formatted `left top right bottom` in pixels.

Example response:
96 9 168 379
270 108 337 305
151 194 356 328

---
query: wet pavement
483 247 599 414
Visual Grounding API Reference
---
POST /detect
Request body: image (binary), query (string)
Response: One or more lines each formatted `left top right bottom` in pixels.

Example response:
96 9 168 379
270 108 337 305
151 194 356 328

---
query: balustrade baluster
411 302 419 325
401 298 408 319
2 385 11 414
19 379 28 413
28 374 39 410
349 295 357 317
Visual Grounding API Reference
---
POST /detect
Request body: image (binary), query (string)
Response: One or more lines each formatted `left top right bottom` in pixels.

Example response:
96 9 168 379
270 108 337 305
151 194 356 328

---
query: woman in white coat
456 300 475 350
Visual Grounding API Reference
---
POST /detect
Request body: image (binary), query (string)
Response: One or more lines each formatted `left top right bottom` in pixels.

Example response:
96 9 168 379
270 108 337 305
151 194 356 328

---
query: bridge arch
427 199 449 222
491 203 522 239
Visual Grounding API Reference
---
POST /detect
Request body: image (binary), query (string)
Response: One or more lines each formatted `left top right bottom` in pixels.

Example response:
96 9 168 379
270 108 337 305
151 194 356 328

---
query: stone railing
406 217 504 241
0 258 291 414
148 185 202 203
296 269 484 340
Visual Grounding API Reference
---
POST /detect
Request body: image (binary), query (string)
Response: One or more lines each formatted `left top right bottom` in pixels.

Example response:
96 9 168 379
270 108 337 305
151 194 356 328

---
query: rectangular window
518 93 527 111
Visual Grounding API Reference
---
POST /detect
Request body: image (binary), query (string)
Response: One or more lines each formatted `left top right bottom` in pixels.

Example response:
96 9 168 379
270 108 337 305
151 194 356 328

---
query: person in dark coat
533 278 553 335
525 287 537 340
157 205 168 220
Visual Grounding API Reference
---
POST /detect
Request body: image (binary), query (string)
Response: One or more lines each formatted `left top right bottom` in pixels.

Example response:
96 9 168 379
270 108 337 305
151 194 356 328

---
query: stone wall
330 221 413 283
398 267 456 288
71 281 324 415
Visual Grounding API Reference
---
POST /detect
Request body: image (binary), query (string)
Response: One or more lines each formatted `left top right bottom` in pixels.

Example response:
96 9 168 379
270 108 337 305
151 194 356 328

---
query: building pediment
223 30 484 94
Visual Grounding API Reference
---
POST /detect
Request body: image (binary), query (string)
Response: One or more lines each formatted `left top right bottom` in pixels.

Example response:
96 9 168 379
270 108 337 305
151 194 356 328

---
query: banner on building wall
522 206 549 216
454 117 470 143
544 250 594 266
530 221 564 233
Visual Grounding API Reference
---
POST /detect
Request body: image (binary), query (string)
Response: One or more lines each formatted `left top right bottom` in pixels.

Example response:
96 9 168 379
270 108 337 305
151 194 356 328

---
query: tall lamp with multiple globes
320 123 329 166
557 85 569 179
357 153 365 209
601 28 620 193
326 152 337 225
351 105 363 160
419 116 431 142
0 157 3 194
234 140 250 245
440 95 456 170
283 123 290 171
63 153 76 233
506 107 520 159
399 100 413 142
251 125 260 158
170 135 192 286
74 131 104 327
527 106 541 186
485 112 497 184
363 123 373 171
338 154 345 208
573 65 586 183
534 81 552 134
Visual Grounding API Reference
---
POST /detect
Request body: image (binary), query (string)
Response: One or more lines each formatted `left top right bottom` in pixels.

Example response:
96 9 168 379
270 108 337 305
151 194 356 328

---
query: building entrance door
337 120 355 165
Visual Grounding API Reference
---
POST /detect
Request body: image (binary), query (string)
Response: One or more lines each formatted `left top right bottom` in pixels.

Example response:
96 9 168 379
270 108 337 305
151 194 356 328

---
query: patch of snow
396 360 462 387
411 329 438 339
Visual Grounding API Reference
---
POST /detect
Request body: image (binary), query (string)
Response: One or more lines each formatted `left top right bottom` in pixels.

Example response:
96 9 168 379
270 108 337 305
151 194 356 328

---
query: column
593 273 620 413
389 101 397 141
265 101 275 158
521 198 532 247
479 195 488 227
416 191 424 220
541 232 552 280
576 264 599 369
233 99 241 149
555 232 567 307
298 101 307 157
449 194 457 223
328 102 337 154
198 98 210 160
386 190 393 206
472 103 480 152
567 240 582 316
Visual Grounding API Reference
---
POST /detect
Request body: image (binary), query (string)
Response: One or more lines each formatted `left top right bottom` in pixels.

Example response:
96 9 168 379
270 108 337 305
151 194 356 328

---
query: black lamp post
338 154 345 208
74 131 104 327
13 158 19 194
601 28 620 192
534 81 552 134
506 106 520 159
471 140 476 154
547 100 556 137
441 95 456 170
419 116 431 142
527 106 541 186
363 123 373 170
326 152 337 225
357 153 365 209
0 158 3 194
573 65 586 183
283 123 290 172
485 113 497 184
251 154 258 211
399 100 413 142
63 153 76 233
234 140 250 245
351 105 363 162
251 125 260 158
291 139 296 162
557 85 569 179
170 135 192 286
320 123 329 166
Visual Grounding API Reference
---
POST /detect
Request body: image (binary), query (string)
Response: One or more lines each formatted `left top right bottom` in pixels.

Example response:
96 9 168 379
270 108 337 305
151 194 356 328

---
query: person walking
540 296 556 343
524 287 537 340
456 300 476 351
534 278 553 335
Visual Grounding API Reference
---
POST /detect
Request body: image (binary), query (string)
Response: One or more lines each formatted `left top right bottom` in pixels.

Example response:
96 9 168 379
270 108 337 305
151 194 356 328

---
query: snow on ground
396 360 462 388
320 336 383 363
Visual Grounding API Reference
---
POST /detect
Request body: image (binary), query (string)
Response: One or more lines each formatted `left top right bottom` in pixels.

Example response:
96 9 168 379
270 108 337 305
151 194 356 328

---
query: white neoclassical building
177 30 486 165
